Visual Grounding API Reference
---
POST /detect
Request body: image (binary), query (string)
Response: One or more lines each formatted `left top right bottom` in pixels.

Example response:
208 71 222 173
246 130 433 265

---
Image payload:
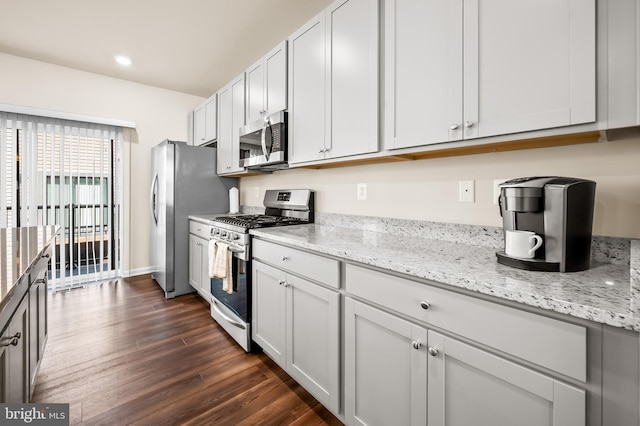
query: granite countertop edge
250 224 640 332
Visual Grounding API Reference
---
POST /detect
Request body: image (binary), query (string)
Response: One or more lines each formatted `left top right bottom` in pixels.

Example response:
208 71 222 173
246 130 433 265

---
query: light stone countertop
250 223 640 331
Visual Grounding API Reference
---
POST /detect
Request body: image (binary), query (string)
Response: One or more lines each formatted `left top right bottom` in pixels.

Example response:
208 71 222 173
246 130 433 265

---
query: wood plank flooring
32 274 343 425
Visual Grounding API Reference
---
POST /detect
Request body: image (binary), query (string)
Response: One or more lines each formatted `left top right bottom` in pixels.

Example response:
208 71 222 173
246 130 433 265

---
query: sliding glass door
0 113 123 290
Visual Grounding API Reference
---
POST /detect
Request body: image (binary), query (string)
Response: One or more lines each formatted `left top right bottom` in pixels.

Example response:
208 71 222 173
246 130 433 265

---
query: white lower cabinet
188 221 211 301
1 295 29 403
345 298 427 426
252 259 341 415
427 330 585 426
345 297 585 426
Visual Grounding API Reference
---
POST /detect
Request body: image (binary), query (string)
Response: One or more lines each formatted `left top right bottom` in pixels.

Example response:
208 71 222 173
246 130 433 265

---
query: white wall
0 52 205 274
240 129 640 239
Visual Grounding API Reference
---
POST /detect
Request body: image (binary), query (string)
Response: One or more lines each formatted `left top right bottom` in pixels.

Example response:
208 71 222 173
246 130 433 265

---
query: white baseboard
125 267 154 278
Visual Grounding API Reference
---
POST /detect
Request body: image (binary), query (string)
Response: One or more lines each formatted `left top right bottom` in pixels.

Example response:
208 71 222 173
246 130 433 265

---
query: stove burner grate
213 214 306 229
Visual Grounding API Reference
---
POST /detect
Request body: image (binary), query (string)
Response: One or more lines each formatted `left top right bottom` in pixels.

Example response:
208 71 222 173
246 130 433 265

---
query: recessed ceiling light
115 56 132 66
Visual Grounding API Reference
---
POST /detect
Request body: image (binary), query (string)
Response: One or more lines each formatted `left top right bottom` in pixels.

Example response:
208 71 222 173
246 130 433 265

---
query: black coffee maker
496 176 596 272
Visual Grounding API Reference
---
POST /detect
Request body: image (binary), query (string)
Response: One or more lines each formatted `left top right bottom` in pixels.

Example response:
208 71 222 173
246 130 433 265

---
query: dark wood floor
32 274 343 426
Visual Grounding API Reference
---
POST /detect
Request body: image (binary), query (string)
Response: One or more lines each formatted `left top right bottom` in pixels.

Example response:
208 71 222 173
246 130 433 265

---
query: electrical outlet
493 179 508 205
357 183 367 201
459 180 475 203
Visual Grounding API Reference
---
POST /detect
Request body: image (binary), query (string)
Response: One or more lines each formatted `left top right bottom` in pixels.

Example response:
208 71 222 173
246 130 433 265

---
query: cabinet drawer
189 221 211 239
253 239 340 289
346 264 586 381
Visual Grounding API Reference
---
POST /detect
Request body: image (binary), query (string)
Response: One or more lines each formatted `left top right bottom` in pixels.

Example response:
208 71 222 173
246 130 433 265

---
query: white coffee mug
505 230 543 259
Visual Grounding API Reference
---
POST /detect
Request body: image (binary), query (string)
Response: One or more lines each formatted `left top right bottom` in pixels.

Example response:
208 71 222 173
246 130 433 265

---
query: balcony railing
4 204 117 274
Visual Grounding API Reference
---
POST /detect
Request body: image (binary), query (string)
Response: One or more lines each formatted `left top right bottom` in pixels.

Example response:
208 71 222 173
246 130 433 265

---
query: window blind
0 112 124 290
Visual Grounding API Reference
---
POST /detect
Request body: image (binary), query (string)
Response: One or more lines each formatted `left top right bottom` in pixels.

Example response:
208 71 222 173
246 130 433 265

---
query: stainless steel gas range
207 189 314 351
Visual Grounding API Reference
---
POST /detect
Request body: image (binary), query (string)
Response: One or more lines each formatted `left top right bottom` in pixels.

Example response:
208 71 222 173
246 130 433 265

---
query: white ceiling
0 0 333 98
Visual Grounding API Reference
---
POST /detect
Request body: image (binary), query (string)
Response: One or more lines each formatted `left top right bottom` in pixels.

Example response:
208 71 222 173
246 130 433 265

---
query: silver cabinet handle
412 340 422 350
428 346 439 357
282 256 289 261
1 332 22 347
318 148 325 153
450 124 459 130
279 280 285 286
420 301 431 310
464 121 474 128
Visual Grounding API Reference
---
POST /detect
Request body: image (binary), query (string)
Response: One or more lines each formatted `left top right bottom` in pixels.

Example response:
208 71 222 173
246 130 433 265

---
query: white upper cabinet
187 110 194 145
289 0 379 165
203 95 217 143
385 0 596 150
193 104 206 146
192 94 218 146
246 41 288 124
216 73 245 175
288 13 327 164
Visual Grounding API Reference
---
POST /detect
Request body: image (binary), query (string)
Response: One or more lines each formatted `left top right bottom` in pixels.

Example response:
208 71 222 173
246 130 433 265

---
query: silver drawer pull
428 346 439 357
412 340 422 350
282 256 289 261
420 301 431 310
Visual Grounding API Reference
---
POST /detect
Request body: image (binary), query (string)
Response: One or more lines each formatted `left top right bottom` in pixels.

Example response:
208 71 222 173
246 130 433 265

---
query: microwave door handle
261 118 270 161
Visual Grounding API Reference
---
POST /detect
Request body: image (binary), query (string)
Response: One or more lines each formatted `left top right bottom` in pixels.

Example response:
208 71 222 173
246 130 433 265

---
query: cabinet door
288 12 327 164
5 297 29 403
188 234 203 291
217 85 232 173
29 282 39 396
327 0 379 158
38 278 47 361
246 59 265 124
203 95 217 143
384 0 462 149
264 41 288 116
217 74 245 175
252 261 286 367
345 298 427 426
193 104 206 146
428 330 585 426
464 0 596 139
187 111 194 145
229 74 246 173
198 238 210 300
286 275 340 414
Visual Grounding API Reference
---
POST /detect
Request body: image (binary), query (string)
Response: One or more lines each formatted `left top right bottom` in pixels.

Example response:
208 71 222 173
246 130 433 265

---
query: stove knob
221 231 228 238
232 233 240 240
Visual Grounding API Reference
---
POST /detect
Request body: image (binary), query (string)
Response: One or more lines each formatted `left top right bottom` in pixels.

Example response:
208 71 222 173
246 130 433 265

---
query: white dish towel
210 241 234 294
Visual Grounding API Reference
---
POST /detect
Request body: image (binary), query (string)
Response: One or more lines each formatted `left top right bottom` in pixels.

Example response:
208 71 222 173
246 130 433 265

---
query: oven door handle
210 239 244 254
211 299 246 330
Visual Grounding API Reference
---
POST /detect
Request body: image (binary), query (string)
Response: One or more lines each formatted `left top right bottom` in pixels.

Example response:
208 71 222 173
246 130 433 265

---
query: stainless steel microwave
239 111 287 170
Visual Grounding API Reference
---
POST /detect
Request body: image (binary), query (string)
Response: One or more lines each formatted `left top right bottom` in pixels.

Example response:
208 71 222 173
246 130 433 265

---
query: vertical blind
0 112 123 290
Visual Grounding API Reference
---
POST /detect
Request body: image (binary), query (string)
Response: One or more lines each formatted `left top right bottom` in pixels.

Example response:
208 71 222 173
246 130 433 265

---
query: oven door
209 246 251 352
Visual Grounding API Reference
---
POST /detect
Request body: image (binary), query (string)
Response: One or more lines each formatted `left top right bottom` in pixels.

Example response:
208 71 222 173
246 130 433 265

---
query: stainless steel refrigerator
150 140 236 298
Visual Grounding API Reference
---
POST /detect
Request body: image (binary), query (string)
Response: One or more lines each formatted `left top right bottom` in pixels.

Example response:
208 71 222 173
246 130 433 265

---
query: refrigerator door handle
150 174 158 225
